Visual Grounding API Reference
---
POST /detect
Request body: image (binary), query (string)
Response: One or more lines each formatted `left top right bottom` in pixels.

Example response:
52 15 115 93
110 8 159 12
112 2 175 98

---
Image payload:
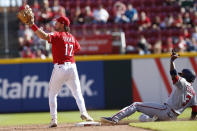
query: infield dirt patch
0 121 151 131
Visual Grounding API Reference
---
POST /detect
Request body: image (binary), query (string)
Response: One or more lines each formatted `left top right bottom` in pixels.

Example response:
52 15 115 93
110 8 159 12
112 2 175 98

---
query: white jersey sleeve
167 76 196 114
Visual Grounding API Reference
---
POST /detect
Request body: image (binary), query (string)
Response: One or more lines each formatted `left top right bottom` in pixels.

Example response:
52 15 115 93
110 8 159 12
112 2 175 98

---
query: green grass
0 110 119 126
0 108 194 131
129 108 197 131
130 121 197 131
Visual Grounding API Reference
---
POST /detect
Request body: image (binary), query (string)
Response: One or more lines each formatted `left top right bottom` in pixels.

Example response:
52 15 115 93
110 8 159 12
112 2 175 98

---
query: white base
75 121 101 127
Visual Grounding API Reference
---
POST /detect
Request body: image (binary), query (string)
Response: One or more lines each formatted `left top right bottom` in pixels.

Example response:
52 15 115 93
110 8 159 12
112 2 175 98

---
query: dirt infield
0 122 151 131
0 118 192 131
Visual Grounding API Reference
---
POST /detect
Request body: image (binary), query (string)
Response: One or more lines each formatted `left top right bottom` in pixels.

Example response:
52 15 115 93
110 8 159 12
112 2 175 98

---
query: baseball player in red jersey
29 15 93 127
101 50 197 123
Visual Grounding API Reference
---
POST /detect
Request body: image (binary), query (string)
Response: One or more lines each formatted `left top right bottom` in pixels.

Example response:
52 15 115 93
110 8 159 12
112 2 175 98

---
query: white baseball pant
48 62 87 120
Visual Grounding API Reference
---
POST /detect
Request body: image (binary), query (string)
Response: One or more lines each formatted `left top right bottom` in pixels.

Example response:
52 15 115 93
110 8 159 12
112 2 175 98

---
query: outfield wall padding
0 54 197 112
0 61 106 112
0 60 132 112
104 60 132 109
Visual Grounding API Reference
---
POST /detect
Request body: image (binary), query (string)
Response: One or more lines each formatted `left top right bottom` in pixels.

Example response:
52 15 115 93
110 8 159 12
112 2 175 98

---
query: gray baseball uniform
111 75 197 122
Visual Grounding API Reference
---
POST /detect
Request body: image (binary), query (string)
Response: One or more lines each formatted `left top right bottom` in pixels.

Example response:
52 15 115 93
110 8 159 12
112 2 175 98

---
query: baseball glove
17 5 34 26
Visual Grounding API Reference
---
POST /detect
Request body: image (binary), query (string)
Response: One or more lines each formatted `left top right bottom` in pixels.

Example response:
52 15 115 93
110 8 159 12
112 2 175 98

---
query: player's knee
139 114 151 122
48 87 57 96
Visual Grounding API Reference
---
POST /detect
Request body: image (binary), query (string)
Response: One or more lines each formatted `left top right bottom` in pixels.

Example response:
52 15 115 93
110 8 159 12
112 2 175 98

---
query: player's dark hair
64 25 70 33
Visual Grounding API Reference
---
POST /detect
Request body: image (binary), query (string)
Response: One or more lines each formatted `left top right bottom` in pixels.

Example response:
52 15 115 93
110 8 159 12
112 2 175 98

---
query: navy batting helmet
179 69 196 83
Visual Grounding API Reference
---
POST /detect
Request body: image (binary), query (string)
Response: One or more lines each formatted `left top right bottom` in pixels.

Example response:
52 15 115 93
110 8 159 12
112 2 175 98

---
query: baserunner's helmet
179 69 196 83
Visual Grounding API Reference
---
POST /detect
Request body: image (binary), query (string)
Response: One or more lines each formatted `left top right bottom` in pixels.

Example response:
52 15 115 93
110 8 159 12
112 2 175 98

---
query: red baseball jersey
48 32 80 64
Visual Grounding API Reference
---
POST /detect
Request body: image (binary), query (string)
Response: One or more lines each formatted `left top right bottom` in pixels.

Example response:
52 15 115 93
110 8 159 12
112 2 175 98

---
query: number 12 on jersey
65 44 73 56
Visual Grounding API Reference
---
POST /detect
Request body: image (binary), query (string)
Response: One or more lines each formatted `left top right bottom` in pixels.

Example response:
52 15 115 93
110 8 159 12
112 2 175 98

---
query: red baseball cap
56 16 70 26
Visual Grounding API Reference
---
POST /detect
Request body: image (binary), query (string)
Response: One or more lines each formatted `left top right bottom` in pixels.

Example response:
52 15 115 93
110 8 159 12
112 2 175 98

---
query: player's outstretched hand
17 5 35 26
171 49 179 61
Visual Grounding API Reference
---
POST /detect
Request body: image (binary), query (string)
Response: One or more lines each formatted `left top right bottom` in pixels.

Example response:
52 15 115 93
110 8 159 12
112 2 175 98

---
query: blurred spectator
173 14 183 28
21 47 35 58
52 0 66 19
45 23 53 32
126 45 137 54
38 7 53 23
160 17 168 29
73 6 85 25
31 0 40 12
23 25 34 44
183 28 191 39
31 0 40 21
32 33 47 52
125 4 138 23
160 15 174 29
193 2 197 12
84 6 94 24
192 12 197 26
176 36 187 52
163 37 173 53
18 25 34 57
191 37 197 51
185 37 197 52
93 5 109 24
43 0 49 9
180 7 186 16
18 37 25 55
137 35 152 55
58 6 66 17
35 49 46 59
52 0 61 13
18 24 25 54
138 12 151 30
153 40 162 54
192 26 197 41
183 12 193 28
113 1 128 23
152 16 162 29
167 15 175 28
53 6 66 19
18 23 25 37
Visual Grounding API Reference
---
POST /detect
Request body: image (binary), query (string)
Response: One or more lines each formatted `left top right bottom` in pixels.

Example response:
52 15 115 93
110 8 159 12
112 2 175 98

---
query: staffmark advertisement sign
0 74 97 99
0 62 104 112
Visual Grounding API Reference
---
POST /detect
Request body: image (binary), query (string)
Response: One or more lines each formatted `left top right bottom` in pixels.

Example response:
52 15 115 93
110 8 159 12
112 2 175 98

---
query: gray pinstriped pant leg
112 102 172 122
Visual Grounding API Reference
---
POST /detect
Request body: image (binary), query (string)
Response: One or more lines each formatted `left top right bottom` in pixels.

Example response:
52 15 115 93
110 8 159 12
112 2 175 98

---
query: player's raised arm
170 49 180 84
31 25 50 41
17 5 50 41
